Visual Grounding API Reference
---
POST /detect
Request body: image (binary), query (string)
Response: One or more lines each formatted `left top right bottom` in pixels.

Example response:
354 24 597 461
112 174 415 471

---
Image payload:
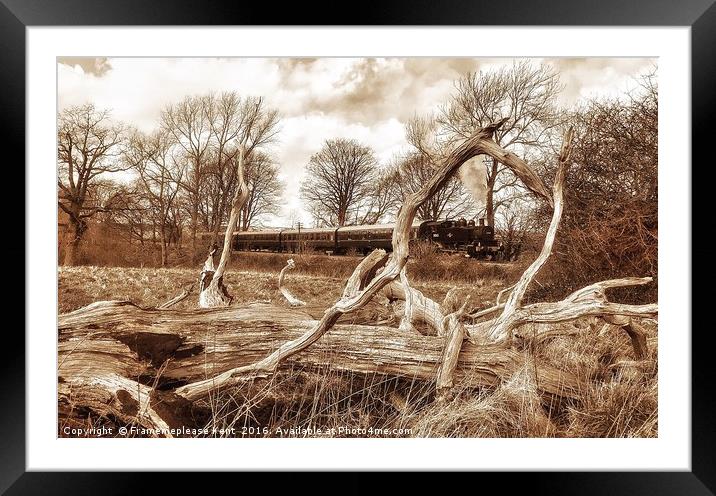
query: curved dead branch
278 259 306 307
468 277 658 351
342 249 389 298
173 121 657 401
176 119 523 399
487 127 574 341
435 297 471 399
381 279 445 335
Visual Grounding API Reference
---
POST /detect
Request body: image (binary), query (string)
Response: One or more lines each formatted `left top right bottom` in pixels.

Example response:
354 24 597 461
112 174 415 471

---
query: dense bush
529 76 658 304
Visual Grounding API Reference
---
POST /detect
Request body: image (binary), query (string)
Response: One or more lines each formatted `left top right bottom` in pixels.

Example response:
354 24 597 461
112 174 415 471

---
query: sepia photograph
57 55 659 440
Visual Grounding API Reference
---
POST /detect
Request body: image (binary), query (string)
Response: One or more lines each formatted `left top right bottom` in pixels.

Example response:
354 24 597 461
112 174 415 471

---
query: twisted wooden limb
342 250 389 298
199 145 249 308
488 127 574 342
177 119 527 398
496 284 516 305
198 247 216 293
381 279 445 335
469 304 505 321
468 277 657 355
398 267 419 333
278 259 306 307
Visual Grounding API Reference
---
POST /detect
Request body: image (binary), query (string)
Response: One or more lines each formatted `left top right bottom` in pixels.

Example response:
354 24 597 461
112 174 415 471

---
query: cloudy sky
58 56 655 226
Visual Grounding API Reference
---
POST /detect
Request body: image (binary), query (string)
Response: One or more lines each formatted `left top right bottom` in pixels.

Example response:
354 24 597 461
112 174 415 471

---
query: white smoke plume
458 156 488 211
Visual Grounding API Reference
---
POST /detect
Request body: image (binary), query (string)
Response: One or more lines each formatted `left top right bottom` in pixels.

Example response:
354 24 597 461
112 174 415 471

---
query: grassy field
58 253 657 438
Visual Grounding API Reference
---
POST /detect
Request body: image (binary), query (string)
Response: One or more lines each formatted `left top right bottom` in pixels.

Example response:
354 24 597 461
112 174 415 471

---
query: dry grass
58 256 657 438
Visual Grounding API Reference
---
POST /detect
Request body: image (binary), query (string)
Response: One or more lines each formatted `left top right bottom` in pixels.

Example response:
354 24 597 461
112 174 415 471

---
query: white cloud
58 56 654 226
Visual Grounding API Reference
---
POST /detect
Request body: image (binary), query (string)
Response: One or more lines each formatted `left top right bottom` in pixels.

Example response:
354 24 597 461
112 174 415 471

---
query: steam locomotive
222 218 504 259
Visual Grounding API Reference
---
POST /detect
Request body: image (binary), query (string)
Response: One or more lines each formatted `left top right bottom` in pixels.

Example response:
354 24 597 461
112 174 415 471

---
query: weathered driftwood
381 279 444 335
199 145 249 308
278 259 306 307
58 301 583 429
342 249 389 298
468 277 657 352
488 128 574 342
435 298 471 399
198 246 217 295
57 118 658 426
176 119 533 398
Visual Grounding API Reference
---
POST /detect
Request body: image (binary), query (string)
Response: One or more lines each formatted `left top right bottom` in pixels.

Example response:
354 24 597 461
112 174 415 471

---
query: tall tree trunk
485 159 498 226
160 229 168 267
241 209 249 231
63 215 85 266
209 217 222 251
190 203 199 263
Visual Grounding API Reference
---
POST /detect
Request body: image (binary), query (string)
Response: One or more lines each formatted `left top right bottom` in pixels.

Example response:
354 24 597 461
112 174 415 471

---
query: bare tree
355 169 401 224
161 95 213 261
388 152 474 221
441 61 563 226
204 93 280 242
104 183 150 245
124 130 185 266
240 151 283 230
300 138 378 227
494 195 538 260
57 104 125 265
286 208 302 229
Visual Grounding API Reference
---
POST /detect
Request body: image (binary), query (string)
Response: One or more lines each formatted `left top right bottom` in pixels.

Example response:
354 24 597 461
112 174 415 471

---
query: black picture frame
6 0 707 493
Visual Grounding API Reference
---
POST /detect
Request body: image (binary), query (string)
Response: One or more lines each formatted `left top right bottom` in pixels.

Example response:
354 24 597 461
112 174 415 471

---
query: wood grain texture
58 302 582 409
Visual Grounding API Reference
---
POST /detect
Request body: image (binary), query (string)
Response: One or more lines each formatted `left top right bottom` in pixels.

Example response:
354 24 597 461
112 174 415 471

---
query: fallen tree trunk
58 301 583 430
182 119 535 396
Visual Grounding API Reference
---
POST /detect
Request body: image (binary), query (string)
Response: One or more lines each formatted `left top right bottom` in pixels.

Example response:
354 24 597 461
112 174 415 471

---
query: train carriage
280 227 335 253
201 217 506 260
233 229 283 251
335 223 415 255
